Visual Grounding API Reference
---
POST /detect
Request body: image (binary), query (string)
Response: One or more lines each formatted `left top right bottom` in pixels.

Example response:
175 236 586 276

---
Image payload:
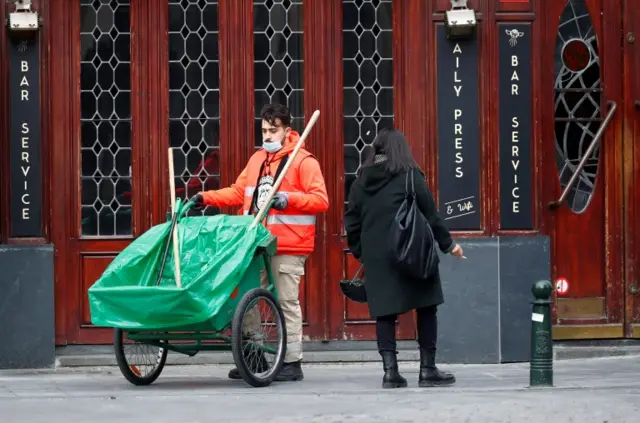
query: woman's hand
450 244 464 258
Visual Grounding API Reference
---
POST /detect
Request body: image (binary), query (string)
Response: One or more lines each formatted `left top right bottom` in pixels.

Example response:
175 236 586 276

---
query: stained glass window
554 0 602 213
343 0 393 211
80 0 132 236
253 0 304 146
168 0 221 216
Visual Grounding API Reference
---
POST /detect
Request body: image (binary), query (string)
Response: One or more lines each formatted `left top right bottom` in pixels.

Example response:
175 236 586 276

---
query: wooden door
159 0 325 340
52 0 331 344
542 0 625 338
51 0 153 344
53 0 231 344
324 0 416 341
623 0 640 338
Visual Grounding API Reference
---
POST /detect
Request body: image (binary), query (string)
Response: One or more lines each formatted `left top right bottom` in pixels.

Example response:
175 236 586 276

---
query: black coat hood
358 163 396 195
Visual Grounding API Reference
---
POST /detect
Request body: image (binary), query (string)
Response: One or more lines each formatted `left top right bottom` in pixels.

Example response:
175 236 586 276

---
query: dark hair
260 103 292 127
360 128 419 174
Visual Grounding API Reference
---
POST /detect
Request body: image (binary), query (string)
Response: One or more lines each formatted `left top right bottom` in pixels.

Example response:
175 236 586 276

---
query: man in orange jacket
190 103 329 382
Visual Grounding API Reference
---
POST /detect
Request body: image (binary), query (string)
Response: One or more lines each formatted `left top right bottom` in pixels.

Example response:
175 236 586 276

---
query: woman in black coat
344 128 464 389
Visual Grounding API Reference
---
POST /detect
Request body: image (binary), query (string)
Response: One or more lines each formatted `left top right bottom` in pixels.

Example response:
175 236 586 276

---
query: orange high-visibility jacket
200 131 329 255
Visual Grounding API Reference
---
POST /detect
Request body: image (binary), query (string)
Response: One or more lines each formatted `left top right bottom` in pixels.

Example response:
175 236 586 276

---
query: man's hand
189 193 205 211
272 192 289 211
450 244 464 258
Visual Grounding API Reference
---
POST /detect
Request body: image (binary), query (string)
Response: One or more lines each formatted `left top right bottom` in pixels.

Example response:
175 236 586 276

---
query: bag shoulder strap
404 169 416 197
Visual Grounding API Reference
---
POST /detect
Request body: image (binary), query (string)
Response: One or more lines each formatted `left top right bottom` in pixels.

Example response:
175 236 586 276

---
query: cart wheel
113 328 168 386
231 288 287 388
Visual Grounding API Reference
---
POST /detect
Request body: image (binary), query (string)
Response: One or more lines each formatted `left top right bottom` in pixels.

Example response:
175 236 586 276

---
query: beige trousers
242 254 306 363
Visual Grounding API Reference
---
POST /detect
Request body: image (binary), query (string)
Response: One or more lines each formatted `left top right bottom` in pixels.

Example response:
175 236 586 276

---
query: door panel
80 255 117 324
338 0 415 340
250 0 311 325
544 0 624 337
167 0 222 212
70 0 144 343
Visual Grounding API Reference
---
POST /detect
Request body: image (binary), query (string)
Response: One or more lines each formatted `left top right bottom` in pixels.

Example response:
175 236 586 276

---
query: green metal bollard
529 280 554 387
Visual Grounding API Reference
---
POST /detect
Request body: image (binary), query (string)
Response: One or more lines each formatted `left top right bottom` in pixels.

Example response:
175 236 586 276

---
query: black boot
380 351 407 389
275 360 304 382
418 348 455 387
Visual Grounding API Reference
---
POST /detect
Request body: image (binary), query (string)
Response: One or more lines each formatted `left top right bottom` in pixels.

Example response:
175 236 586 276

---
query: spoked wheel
113 328 168 386
231 288 287 387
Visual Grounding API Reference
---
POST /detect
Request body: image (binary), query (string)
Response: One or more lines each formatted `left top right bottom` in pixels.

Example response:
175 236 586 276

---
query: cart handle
177 199 196 220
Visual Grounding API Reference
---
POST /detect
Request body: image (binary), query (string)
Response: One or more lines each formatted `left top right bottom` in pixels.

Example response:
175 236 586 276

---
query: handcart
90 199 286 387
88 110 320 388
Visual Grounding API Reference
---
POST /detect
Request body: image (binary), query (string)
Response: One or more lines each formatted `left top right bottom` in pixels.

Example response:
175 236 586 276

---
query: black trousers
376 305 437 353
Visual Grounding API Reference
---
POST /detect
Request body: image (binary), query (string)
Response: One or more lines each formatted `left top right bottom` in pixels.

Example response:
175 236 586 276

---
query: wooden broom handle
168 147 182 288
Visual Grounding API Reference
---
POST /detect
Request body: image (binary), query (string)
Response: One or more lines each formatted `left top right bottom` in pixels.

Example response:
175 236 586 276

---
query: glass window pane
168 0 221 216
253 0 304 146
342 0 393 212
80 0 132 236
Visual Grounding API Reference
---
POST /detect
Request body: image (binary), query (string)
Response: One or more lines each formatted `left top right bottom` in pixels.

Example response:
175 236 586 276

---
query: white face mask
263 140 283 153
263 131 286 153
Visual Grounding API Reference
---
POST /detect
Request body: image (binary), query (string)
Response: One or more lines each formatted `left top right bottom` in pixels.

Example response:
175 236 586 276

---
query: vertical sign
9 38 42 237
436 24 481 230
499 23 532 229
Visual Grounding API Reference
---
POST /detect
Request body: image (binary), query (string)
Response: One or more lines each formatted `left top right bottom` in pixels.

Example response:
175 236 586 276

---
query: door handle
635 101 640 110
548 101 617 209
630 284 639 296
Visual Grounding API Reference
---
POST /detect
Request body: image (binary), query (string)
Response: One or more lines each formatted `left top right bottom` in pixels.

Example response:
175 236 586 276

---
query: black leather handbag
339 263 367 303
388 170 439 280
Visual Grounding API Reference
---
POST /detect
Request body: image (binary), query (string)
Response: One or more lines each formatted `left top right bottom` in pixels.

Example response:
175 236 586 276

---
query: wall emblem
505 29 524 47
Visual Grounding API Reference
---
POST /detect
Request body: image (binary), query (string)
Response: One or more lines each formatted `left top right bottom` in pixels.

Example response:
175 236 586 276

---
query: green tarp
88 200 273 330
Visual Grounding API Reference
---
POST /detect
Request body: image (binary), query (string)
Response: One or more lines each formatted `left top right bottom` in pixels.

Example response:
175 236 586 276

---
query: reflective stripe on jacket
200 131 329 255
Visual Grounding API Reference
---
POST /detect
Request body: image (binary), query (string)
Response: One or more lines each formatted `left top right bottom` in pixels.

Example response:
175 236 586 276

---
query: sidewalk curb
54 346 640 368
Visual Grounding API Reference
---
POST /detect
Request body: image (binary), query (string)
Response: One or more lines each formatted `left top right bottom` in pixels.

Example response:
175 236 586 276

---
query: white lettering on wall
20 61 32 220
510 54 521 214
444 196 476 221
21 61 29 101
453 44 464 179
453 44 462 96
454 109 463 178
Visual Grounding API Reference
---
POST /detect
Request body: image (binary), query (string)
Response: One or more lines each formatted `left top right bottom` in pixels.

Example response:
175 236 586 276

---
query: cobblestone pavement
1 355 639 423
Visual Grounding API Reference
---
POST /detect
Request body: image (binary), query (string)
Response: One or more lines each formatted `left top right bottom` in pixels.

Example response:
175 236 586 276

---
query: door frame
622 0 640 338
